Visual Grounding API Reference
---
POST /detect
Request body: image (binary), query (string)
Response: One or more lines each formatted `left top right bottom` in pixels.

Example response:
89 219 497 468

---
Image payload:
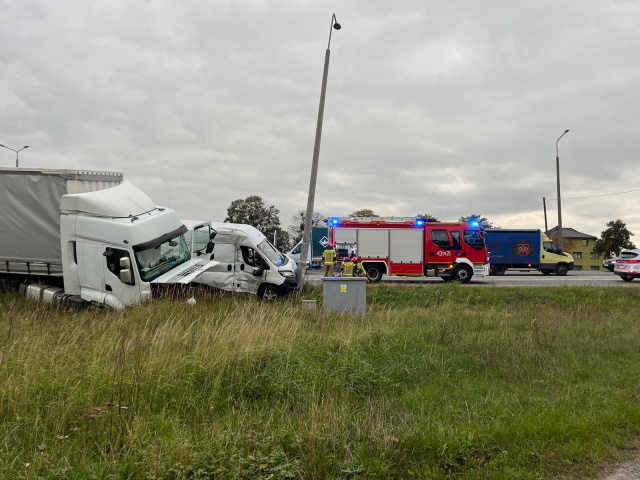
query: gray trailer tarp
0 172 68 265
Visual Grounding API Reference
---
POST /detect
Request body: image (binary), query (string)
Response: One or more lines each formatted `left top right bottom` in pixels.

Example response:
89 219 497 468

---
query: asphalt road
304 269 636 287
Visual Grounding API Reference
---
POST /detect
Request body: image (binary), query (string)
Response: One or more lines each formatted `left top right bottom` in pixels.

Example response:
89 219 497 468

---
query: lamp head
564 129 569 134
24 146 29 149
333 22 341 30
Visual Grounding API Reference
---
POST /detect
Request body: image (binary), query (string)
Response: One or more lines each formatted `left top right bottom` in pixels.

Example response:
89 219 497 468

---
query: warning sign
340 284 347 293
320 236 329 247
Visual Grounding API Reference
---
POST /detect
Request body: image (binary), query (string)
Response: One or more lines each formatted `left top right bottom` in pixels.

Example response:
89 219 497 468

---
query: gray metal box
322 277 367 315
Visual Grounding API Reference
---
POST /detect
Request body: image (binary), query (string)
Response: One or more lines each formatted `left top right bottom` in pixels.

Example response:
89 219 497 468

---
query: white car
613 249 640 282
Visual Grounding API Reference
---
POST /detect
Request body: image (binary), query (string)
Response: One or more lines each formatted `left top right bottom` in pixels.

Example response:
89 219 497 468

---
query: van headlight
280 270 295 277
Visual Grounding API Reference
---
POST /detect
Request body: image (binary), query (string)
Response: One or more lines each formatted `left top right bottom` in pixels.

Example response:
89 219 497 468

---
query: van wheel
365 265 383 283
556 264 568 276
258 285 280 300
492 265 506 276
452 265 473 283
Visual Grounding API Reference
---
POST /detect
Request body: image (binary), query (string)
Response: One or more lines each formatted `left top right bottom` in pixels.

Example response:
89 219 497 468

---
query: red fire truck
328 217 489 283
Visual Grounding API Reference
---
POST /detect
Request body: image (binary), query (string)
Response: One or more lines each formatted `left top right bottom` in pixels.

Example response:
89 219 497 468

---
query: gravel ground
601 458 640 480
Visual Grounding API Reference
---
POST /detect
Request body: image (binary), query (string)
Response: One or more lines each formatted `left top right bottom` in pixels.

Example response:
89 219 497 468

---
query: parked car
613 249 640 282
602 257 617 272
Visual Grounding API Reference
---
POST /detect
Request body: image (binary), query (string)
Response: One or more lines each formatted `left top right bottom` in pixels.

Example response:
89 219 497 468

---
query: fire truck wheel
452 265 473 283
491 265 506 276
365 265 383 283
555 264 568 276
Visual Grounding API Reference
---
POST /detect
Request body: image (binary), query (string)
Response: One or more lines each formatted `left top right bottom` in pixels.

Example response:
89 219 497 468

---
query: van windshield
257 239 287 266
134 234 190 282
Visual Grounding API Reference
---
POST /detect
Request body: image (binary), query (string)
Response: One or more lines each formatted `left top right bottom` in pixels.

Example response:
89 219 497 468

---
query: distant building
546 227 601 271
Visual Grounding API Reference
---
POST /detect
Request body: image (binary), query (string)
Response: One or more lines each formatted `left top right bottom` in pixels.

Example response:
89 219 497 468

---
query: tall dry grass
2 284 640 479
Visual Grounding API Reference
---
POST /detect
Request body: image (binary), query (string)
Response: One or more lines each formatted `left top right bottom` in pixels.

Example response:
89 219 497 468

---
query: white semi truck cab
0 168 215 309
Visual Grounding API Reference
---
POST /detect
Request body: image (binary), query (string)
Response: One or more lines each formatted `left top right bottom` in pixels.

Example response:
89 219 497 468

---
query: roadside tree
594 219 635 258
224 195 284 246
350 209 377 218
458 214 498 229
417 213 439 221
289 210 326 241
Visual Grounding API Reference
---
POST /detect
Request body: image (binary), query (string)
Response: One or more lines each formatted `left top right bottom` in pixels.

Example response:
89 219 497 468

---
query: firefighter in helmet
322 243 336 277
353 256 367 279
342 257 355 277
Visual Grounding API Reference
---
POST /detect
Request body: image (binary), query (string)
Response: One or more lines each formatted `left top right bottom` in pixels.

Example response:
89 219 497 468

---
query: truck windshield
543 241 562 255
463 229 485 250
134 234 190 282
256 239 287 266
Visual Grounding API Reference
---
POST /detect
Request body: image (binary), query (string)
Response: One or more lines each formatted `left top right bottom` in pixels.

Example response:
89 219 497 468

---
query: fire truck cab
328 217 489 283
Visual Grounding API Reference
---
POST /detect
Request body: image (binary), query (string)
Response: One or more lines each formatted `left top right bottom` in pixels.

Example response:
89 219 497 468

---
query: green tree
272 227 292 251
224 195 283 245
458 214 498 229
594 219 635 258
416 213 439 221
288 210 326 242
350 209 377 218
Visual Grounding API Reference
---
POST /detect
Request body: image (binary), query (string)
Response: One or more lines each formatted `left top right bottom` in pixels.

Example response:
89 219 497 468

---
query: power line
505 187 640 228
547 187 640 202
504 203 542 228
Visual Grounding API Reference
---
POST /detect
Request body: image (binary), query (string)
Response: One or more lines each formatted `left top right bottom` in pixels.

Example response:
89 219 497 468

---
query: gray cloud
1 0 639 242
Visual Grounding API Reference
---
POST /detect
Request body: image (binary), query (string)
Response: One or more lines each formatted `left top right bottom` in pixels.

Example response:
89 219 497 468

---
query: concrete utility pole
296 14 341 287
555 129 569 252
0 144 29 167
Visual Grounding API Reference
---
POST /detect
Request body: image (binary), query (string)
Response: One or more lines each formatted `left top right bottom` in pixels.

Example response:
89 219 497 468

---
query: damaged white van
183 220 298 299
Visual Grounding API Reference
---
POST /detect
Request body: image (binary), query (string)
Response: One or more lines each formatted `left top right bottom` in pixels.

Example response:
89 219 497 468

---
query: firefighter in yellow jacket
353 256 368 279
342 257 355 277
322 243 336 277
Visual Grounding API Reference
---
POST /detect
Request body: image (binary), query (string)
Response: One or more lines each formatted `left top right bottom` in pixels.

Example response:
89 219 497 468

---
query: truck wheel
365 265 383 283
555 264 568 276
452 265 473 283
492 265 506 276
622 276 634 282
258 285 280 300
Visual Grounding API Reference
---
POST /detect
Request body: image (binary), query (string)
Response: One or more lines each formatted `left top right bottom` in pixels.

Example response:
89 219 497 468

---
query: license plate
618 265 626 269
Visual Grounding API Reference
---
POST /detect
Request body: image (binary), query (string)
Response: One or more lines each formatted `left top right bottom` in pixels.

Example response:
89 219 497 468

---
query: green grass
2 284 640 479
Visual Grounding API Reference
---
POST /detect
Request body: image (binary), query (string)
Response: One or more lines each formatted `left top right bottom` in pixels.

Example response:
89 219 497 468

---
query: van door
234 245 261 294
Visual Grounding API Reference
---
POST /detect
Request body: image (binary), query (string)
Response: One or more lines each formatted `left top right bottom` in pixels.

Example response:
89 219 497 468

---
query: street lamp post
555 129 569 252
0 144 29 168
296 14 341 287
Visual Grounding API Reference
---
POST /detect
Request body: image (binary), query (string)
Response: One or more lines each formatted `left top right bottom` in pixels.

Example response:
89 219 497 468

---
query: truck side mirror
205 242 215 254
210 229 217 241
120 257 131 269
120 269 133 285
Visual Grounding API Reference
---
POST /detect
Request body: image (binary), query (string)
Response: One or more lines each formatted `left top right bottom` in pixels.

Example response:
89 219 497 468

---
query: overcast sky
2 0 639 243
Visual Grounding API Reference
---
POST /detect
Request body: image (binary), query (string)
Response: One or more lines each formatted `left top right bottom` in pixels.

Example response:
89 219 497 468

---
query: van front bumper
280 277 299 295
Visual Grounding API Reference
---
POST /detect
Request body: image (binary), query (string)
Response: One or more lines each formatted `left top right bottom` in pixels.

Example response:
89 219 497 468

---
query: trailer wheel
258 284 280 300
555 264 568 276
365 265 383 283
452 265 473 283
492 265 506 276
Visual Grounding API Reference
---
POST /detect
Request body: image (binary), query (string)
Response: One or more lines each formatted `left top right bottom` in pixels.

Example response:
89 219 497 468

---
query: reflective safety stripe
323 249 336 264
343 262 354 276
